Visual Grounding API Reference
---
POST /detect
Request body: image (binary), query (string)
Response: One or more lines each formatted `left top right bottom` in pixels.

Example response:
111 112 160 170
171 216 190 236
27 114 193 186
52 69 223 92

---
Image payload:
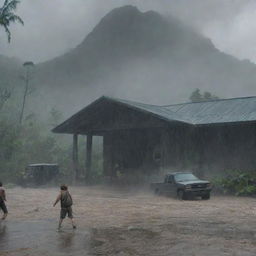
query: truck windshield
174 173 198 182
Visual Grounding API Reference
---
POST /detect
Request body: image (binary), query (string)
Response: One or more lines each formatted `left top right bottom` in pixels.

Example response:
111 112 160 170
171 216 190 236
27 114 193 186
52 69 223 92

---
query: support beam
85 134 93 181
103 133 113 177
72 134 79 183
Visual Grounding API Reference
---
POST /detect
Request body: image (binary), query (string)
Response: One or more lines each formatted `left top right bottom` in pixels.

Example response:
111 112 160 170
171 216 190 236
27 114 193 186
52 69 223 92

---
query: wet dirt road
0 220 90 255
1 186 256 255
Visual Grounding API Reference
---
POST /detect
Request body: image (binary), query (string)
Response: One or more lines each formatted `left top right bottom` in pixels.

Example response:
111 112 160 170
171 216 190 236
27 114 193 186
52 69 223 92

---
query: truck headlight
206 183 211 188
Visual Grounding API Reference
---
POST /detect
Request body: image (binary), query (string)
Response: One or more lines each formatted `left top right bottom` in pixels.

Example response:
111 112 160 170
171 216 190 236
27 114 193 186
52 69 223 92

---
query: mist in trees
0 1 104 184
189 88 219 102
19 61 34 124
0 87 11 111
0 95 72 183
0 61 73 183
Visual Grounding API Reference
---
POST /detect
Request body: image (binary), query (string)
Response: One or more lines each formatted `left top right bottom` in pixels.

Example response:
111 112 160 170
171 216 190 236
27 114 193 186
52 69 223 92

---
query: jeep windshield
174 173 198 182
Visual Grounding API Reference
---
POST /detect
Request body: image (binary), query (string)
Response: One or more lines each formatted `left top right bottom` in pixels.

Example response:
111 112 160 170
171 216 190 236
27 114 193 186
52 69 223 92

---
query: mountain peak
106 5 140 16
78 5 170 58
33 5 256 106
103 5 161 19
90 5 165 35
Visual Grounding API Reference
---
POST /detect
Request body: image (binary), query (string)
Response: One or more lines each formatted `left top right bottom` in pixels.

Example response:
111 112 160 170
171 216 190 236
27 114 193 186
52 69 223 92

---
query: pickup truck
150 172 212 200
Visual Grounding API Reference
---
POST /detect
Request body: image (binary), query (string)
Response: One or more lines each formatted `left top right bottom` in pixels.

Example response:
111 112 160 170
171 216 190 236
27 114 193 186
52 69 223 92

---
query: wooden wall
103 122 256 178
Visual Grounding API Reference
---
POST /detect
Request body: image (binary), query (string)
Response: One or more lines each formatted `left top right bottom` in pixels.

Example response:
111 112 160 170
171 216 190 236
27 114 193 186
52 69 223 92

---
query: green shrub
214 170 256 196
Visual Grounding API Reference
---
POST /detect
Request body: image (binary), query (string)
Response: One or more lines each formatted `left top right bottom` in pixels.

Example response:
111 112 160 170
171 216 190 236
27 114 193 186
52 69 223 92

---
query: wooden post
103 133 113 177
103 134 108 177
72 134 79 183
85 134 93 181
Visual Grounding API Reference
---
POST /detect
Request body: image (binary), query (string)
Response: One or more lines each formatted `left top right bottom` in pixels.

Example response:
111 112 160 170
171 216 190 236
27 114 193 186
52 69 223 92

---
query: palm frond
2 0 20 14
4 24 11 42
6 14 23 25
0 16 10 26
0 0 23 42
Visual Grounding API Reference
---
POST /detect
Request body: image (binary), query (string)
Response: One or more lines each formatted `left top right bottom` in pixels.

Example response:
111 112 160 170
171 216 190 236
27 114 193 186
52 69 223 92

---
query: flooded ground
1 186 256 255
0 220 90 255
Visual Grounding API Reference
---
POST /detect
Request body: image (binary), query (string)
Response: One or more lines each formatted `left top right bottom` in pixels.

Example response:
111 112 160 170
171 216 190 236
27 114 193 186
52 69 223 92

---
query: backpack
61 191 73 208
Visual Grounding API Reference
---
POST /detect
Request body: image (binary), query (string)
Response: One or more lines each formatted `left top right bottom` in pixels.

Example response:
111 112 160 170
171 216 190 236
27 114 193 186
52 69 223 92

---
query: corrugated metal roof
111 97 191 124
163 96 256 125
53 96 256 134
110 96 256 125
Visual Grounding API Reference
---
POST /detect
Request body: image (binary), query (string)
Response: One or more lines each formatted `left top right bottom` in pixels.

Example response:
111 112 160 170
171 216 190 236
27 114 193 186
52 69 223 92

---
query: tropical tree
20 61 34 124
0 86 11 111
189 88 219 102
0 0 23 42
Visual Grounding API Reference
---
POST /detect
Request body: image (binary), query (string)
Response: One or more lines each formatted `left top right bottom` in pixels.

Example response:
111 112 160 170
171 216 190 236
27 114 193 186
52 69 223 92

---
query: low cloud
0 0 255 62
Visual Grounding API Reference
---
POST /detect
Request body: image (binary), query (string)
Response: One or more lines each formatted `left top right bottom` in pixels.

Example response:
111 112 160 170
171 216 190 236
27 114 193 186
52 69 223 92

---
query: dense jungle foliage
214 170 256 196
0 82 103 184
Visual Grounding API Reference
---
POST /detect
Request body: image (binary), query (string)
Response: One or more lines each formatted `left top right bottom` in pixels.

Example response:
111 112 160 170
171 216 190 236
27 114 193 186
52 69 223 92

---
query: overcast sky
1 0 256 63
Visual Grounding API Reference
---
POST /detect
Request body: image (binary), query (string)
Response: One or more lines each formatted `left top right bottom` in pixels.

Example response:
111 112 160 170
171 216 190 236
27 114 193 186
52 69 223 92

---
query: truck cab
150 172 212 200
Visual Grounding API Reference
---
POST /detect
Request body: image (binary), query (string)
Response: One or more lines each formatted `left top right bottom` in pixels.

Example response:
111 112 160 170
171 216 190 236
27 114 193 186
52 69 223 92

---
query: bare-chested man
0 181 8 220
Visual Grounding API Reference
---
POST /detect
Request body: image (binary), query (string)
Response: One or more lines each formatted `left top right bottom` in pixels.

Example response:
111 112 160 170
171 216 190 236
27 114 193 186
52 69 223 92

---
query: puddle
0 220 90 255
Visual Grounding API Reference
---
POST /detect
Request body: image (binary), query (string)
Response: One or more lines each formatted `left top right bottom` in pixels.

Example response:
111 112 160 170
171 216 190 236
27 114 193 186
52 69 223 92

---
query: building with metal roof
53 96 256 181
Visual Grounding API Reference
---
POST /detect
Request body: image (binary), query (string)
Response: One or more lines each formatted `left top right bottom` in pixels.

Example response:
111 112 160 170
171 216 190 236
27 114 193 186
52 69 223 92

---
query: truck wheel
177 190 185 200
202 194 210 200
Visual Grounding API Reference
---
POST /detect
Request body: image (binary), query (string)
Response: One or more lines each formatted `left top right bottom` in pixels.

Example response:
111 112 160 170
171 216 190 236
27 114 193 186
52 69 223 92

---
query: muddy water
2 187 256 255
0 220 90 255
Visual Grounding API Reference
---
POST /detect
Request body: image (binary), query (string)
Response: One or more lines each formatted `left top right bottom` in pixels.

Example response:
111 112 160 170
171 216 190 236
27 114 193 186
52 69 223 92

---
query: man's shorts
60 207 73 219
0 200 8 214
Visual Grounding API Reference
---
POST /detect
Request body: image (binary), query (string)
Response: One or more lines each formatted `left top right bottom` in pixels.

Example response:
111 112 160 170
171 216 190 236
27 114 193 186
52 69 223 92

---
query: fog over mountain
1 5 256 117
1 0 255 63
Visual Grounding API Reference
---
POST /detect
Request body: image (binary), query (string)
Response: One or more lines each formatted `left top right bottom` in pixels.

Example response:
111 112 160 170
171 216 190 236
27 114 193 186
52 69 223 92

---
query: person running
0 181 8 220
53 184 76 230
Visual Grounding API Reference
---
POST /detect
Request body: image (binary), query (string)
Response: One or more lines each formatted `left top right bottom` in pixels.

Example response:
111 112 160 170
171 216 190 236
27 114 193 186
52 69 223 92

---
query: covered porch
52 96 191 182
53 95 256 182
